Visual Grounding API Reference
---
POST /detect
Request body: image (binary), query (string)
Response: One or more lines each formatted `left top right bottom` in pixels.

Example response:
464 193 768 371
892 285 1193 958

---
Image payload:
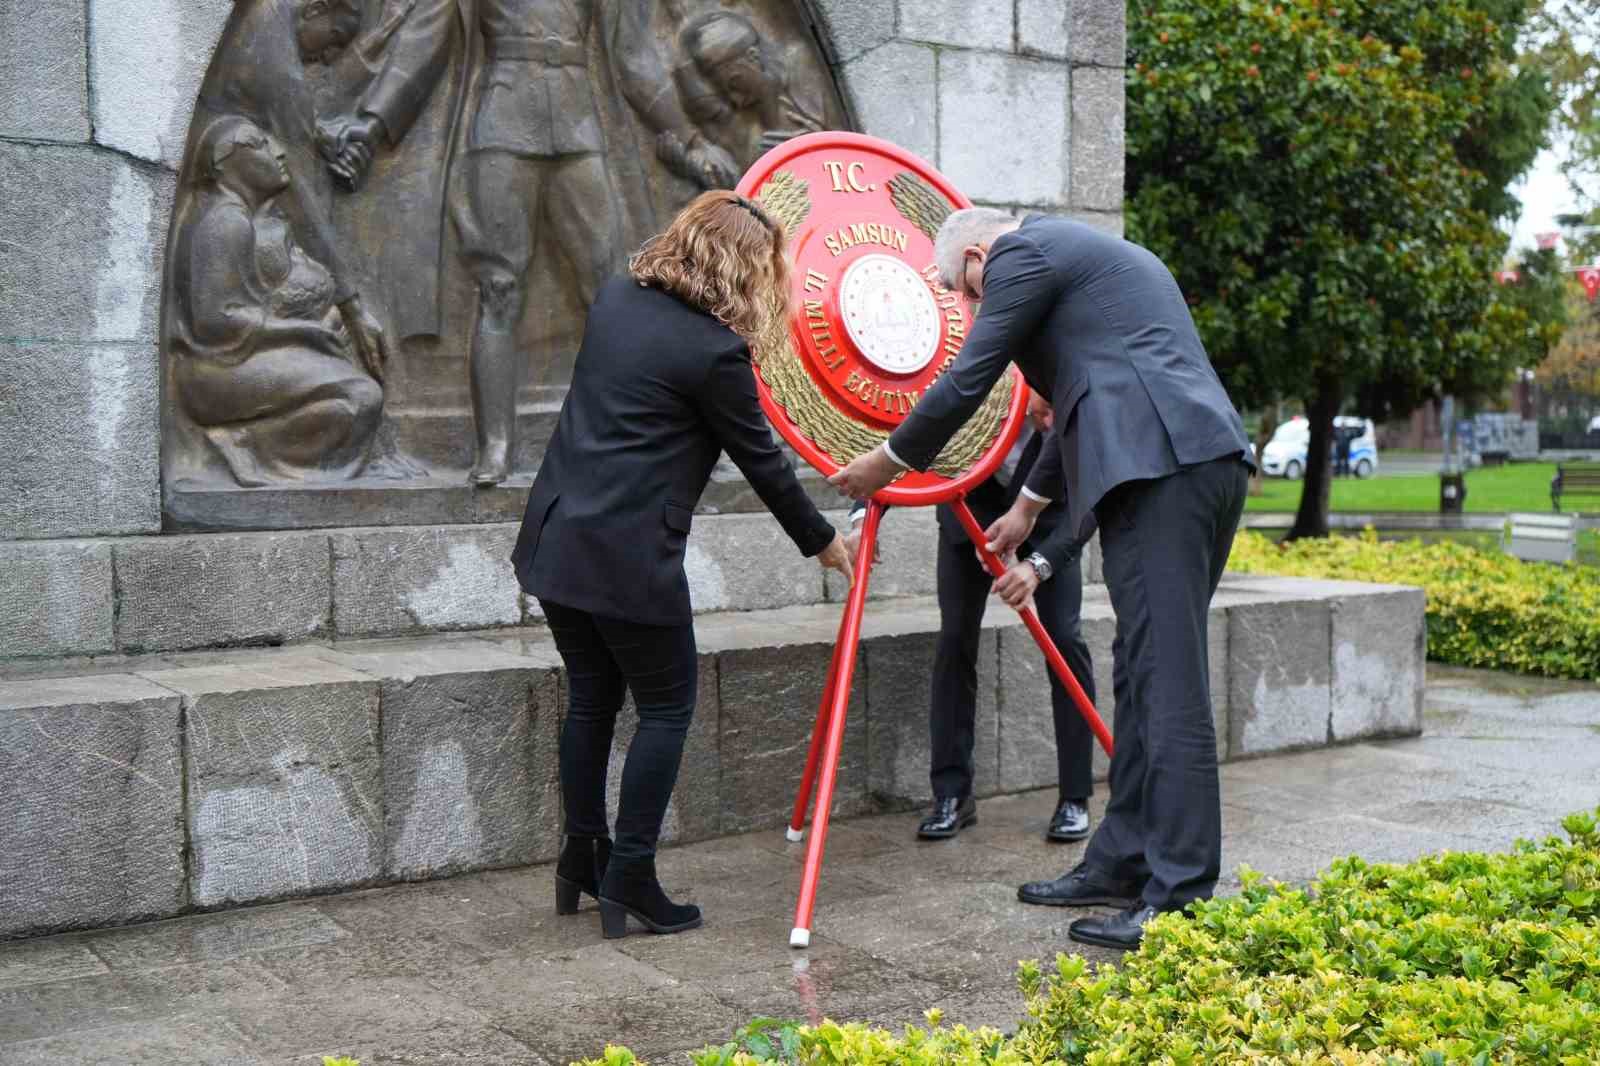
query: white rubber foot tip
785 826 805 843
790 927 811 949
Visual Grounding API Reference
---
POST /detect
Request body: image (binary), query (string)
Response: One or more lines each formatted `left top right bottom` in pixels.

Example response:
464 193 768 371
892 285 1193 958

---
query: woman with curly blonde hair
511 190 854 939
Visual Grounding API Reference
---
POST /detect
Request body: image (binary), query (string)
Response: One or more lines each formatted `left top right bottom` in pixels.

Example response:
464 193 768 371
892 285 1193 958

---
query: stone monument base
0 547 1426 940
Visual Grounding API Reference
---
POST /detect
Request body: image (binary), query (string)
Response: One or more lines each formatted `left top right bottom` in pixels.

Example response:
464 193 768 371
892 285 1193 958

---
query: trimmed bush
1227 530 1600 681
577 811 1600 1065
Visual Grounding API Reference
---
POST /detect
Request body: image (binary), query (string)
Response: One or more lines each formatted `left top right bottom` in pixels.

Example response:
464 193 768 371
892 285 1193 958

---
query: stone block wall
813 0 1124 231
0 575 1426 940
0 0 1121 542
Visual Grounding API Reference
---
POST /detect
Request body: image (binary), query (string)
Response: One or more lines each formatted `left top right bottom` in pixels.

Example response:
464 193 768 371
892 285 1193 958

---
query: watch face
838 254 942 376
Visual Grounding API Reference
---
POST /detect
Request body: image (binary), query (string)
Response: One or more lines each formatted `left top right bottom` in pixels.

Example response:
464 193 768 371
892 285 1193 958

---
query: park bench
1550 461 1600 513
1504 512 1577 564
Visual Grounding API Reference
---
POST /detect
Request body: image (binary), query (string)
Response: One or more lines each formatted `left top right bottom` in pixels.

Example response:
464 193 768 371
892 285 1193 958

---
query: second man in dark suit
848 391 1096 842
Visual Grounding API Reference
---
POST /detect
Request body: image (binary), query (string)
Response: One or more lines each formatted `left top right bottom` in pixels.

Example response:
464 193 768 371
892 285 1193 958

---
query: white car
1260 416 1379 479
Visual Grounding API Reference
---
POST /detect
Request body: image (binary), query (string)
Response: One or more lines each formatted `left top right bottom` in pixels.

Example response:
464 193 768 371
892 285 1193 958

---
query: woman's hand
817 531 856 586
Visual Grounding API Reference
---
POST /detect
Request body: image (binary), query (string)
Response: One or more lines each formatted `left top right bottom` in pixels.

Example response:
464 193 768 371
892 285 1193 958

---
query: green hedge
576 811 1600 1066
1226 530 1600 681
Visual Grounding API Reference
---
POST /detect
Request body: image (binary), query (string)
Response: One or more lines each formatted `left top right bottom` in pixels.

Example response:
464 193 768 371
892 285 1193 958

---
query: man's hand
984 498 1042 558
816 531 855 586
322 113 385 189
827 446 901 500
993 556 1040 609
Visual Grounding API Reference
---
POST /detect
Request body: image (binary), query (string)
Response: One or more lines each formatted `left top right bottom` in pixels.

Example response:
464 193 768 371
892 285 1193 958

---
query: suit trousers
540 599 698 862
1082 455 1248 911
931 533 1096 801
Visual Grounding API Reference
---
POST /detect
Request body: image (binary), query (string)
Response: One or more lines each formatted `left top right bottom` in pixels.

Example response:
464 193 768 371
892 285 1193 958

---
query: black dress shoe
1046 799 1090 842
917 795 976 839
1069 901 1160 950
1017 861 1139 907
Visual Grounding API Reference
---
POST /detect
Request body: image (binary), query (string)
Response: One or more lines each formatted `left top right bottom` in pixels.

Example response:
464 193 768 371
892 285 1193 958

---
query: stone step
0 575 1423 941
0 508 1101 660
161 446 844 533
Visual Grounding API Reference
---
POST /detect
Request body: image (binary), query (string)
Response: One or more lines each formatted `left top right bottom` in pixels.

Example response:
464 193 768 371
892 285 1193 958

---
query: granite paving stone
83 904 346 972
502 987 746 1066
218 976 489 1058
0 938 108 992
272 1021 549 1066
0 666 1590 1061
0 1014 261 1066
309 876 529 937
0 959 284 1045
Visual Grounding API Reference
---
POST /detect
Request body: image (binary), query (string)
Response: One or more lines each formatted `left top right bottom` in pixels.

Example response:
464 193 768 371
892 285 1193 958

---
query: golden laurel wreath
753 170 1012 478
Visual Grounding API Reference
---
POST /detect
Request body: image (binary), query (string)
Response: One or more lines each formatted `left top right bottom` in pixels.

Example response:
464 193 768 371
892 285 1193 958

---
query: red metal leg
787 616 850 841
950 497 1114 757
789 499 883 948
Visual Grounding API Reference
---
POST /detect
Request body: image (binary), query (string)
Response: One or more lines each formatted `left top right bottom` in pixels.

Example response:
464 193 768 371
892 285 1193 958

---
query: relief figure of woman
171 115 385 485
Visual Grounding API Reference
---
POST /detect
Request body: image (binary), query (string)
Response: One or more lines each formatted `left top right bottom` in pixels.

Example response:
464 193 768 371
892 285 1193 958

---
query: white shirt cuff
880 441 911 470
1020 485 1052 504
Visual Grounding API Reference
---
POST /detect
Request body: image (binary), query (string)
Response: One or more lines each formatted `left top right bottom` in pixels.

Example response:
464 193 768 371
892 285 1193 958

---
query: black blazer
512 277 837 625
887 217 1252 540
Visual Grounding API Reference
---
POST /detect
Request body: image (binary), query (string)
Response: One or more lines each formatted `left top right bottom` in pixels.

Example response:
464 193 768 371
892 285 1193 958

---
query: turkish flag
1581 267 1600 302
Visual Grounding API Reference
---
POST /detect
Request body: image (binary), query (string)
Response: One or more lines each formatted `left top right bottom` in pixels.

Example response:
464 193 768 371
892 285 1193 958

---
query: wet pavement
0 665 1595 1065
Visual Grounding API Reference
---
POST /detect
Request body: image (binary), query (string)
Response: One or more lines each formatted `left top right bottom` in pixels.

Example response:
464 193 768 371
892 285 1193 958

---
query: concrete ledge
0 573 1424 939
142 658 384 910
5 511 1083 659
0 674 184 939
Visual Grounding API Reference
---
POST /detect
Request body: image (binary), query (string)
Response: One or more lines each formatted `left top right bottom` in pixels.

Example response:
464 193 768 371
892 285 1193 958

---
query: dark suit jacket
887 217 1252 540
852 429 1088 574
512 277 836 625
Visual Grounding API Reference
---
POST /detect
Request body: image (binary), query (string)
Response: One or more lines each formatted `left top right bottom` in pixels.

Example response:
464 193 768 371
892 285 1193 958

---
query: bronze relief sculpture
161 0 848 519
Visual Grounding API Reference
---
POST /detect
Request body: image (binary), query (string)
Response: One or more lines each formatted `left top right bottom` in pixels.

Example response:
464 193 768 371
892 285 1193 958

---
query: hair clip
734 195 775 231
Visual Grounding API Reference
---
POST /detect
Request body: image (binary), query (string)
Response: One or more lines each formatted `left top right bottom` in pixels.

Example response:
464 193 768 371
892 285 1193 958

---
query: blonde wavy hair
629 190 790 345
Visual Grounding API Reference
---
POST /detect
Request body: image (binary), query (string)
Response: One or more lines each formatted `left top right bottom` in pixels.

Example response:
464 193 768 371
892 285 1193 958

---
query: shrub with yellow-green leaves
1227 530 1600 681
577 811 1600 1065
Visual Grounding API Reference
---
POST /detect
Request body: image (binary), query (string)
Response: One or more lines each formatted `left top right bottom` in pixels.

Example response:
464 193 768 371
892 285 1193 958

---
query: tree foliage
1126 0 1555 536
1524 0 1600 213
1536 280 1600 398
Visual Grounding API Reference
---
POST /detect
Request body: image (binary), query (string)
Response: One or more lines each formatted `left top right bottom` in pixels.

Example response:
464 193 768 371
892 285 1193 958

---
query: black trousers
1083 455 1248 911
540 599 698 863
931 532 1096 802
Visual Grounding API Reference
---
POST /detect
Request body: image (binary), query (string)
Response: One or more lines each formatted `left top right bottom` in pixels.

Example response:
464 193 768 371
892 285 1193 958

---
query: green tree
1127 0 1554 537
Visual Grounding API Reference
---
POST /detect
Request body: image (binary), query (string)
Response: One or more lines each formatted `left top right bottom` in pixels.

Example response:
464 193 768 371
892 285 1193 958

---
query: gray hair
933 207 1018 290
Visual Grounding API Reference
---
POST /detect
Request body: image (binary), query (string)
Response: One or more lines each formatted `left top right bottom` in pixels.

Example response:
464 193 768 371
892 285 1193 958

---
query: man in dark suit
830 209 1252 950
848 391 1096 842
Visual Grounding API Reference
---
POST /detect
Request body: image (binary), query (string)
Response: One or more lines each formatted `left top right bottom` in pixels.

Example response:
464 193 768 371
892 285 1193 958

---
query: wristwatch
1026 553 1053 582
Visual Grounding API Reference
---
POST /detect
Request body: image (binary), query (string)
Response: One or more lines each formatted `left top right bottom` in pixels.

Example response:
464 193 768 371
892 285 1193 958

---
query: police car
1260 416 1379 480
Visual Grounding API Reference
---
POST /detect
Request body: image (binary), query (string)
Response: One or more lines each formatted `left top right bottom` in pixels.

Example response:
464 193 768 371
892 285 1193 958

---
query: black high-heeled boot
554 835 612 915
597 857 702 938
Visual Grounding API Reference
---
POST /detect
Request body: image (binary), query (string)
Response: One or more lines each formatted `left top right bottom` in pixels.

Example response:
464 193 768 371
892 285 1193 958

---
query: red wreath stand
735 133 1113 949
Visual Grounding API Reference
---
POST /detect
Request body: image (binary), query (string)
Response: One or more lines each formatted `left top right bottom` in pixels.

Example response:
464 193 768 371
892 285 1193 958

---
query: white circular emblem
838 254 942 376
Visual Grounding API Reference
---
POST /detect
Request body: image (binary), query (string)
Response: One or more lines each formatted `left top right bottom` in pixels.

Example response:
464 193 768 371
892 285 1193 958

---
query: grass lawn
1243 461 1581 514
